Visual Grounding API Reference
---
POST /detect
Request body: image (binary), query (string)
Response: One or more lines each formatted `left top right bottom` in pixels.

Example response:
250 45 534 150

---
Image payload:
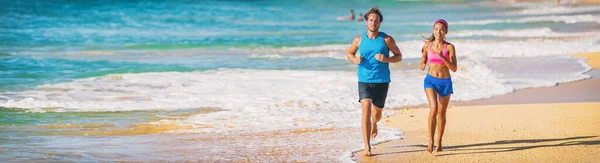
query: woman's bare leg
361 98 373 156
435 94 451 152
425 88 438 153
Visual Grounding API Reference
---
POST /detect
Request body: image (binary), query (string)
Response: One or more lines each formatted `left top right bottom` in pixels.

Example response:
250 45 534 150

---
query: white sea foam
502 0 575 8
240 29 600 60
39 24 600 63
4 36 599 111
2 38 597 133
515 5 600 15
247 44 350 59
503 0 600 15
449 27 600 38
413 14 600 26
248 53 284 59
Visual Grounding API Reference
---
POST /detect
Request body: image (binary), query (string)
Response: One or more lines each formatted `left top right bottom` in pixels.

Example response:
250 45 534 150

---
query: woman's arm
420 42 428 71
438 43 457 72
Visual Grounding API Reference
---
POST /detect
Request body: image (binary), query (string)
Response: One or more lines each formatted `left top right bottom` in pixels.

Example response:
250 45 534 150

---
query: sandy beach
353 52 600 162
357 103 600 162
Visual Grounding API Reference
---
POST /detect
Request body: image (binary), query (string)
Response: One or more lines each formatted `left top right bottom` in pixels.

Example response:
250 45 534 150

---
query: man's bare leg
371 106 383 139
361 99 373 156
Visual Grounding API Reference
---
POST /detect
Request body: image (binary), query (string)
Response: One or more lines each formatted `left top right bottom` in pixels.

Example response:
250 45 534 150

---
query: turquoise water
2 0 523 51
0 106 218 125
1 0 581 52
0 0 544 91
3 0 575 92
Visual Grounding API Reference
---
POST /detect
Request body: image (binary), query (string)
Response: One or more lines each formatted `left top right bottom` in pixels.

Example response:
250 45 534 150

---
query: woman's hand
434 43 444 57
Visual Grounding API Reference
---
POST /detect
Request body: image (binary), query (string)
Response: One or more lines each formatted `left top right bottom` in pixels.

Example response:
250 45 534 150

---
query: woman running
420 19 457 153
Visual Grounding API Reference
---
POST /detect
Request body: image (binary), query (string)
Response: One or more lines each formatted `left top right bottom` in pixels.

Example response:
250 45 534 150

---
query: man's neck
367 31 379 39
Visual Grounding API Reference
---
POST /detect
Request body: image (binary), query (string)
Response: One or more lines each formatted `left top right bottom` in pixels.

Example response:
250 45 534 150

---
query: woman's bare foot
363 147 372 156
371 123 378 139
435 143 443 152
425 142 434 153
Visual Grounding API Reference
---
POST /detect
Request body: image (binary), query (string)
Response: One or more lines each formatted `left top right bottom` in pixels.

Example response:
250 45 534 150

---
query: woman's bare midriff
427 63 451 78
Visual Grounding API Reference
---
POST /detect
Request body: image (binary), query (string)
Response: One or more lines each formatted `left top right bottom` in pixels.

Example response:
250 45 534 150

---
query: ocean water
1 0 600 162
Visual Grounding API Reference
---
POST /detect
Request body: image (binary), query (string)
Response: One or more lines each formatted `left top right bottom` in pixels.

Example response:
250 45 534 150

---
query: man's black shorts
358 82 389 108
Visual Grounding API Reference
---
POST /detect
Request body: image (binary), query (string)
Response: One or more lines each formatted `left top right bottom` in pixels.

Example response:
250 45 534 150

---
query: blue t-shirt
357 32 390 83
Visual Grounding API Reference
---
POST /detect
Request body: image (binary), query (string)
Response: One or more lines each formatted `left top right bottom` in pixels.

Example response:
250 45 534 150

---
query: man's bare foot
435 143 443 152
363 148 372 156
371 123 378 139
425 143 433 153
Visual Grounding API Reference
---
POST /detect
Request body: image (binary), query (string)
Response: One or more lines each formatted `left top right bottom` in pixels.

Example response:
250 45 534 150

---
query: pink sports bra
427 42 449 64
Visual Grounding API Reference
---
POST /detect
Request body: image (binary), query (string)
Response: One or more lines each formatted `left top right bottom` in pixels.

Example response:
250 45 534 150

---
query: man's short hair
364 7 383 22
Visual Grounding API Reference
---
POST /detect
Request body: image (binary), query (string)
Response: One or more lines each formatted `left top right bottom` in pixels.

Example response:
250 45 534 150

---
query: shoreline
454 52 599 106
452 78 600 106
395 52 600 108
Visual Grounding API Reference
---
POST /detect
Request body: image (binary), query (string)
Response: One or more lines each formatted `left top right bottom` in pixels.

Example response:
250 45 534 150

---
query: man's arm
347 35 362 64
376 35 402 63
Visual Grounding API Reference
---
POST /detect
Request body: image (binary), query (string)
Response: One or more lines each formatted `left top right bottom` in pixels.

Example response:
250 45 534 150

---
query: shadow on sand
375 135 599 157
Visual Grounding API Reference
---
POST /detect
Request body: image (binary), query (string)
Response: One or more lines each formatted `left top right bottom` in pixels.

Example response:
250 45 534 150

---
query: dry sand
356 103 600 163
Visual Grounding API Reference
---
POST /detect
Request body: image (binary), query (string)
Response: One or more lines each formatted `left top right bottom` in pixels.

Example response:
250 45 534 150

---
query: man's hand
351 56 362 64
375 54 387 62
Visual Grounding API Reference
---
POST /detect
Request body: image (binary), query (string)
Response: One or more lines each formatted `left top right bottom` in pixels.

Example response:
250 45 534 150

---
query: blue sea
1 0 600 162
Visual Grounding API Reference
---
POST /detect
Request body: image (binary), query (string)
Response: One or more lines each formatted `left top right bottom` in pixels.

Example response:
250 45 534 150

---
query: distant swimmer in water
357 13 364 21
337 9 355 20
